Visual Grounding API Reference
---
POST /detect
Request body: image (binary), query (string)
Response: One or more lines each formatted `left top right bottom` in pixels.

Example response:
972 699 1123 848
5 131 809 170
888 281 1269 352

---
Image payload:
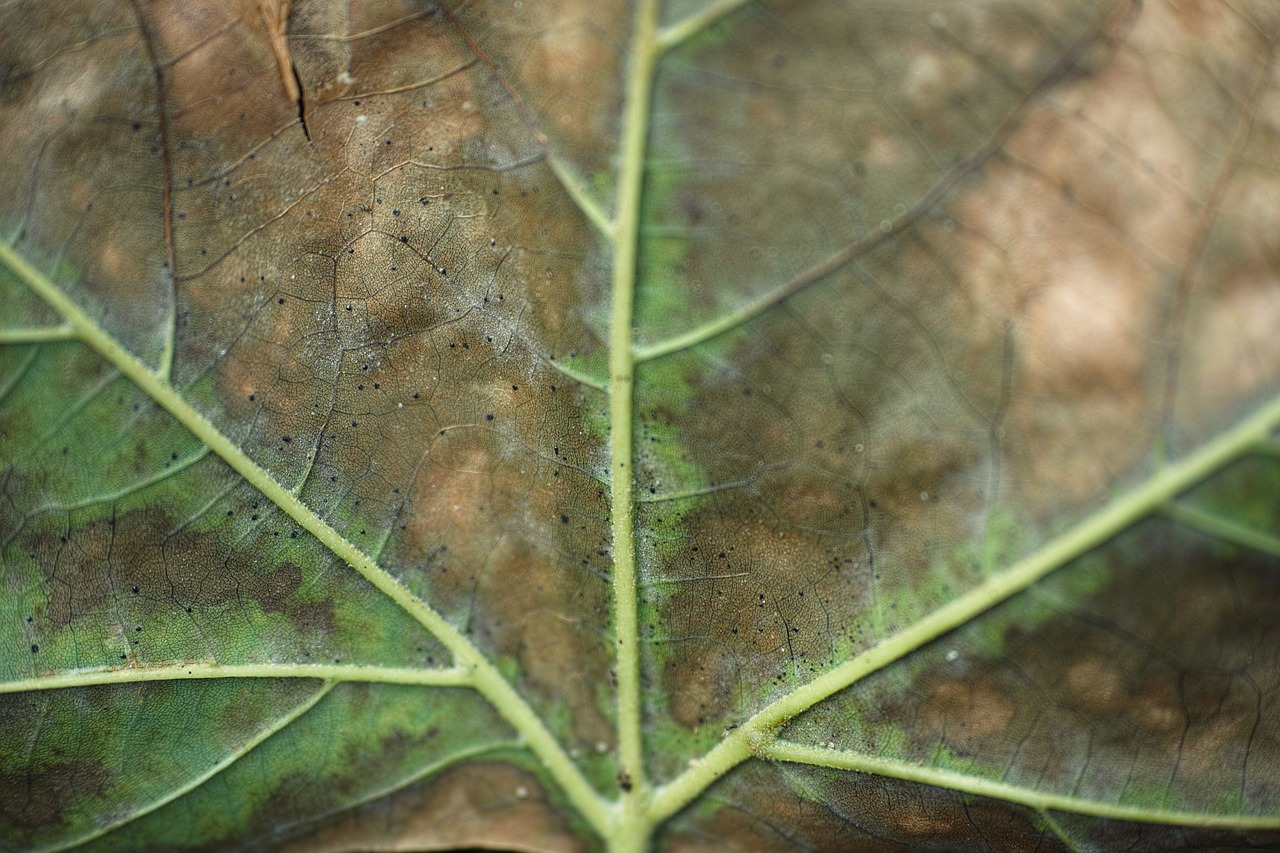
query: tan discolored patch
663 761 1070 852
1066 657 1126 713
922 678 1017 755
396 426 614 752
279 762 585 853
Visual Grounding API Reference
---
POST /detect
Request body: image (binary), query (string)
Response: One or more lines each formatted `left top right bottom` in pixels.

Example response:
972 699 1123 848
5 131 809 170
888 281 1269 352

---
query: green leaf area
3 1 1279 850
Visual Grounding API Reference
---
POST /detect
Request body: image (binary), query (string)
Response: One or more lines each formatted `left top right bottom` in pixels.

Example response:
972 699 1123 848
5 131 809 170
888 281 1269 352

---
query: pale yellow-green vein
763 741 1280 830
0 662 471 695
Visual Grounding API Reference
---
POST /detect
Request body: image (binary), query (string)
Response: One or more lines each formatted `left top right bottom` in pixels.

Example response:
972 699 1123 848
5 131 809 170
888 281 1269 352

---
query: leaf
2 0 1279 851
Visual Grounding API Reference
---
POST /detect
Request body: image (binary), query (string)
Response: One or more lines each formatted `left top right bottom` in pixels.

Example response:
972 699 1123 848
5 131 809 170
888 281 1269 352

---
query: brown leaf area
278 763 585 853
642 0 1280 773
3 0 1280 850
664 760 1280 852
3 0 619 758
777 519 1280 847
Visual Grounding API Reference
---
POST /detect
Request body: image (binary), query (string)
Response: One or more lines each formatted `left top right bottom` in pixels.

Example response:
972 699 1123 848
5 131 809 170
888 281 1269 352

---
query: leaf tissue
2 1 1280 850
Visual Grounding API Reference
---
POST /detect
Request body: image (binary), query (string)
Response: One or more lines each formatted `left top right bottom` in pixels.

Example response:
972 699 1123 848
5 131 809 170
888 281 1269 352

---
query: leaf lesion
5 0 1280 848
0 237 614 838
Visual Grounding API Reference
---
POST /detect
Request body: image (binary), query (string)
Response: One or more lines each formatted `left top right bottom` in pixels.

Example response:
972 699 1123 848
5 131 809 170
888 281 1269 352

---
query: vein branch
127 0 179 380
762 741 1280 830
648 389 1280 822
0 239 611 838
0 663 471 694
656 0 754 53
544 152 614 238
0 324 77 344
1162 500 1280 558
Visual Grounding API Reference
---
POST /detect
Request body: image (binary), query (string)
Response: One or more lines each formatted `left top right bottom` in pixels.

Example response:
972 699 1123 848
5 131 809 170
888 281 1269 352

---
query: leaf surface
2 0 1280 850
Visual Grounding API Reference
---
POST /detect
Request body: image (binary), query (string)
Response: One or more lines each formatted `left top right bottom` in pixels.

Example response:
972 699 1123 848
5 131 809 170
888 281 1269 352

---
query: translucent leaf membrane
0 343 451 675
0 0 619 788
15 683 516 852
659 761 1280 852
783 518 1280 826
635 0 1280 781
0 680 325 851
275 761 588 853
3 0 1280 849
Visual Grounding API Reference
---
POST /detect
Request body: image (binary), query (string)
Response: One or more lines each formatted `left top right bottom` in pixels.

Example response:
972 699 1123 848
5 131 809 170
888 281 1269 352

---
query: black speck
282 435 292 443
31 644 38 654
485 413 494 421
560 514 569 524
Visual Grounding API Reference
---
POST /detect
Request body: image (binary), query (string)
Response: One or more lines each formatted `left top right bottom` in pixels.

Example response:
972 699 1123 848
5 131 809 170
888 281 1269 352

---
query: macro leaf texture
3 0 1280 850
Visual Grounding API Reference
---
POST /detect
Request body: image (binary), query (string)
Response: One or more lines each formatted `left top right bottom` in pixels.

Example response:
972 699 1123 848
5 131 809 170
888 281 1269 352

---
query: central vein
610 0 663 812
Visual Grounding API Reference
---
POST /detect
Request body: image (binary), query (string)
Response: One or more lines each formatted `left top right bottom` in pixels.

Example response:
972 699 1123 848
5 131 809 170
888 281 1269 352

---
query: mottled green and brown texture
2 0 1279 850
